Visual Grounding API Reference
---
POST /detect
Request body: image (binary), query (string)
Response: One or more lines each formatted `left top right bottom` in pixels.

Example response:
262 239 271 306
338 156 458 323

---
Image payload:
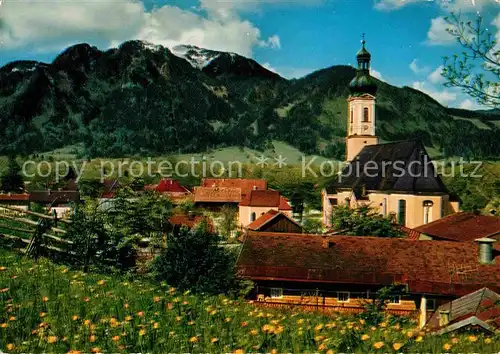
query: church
322 39 460 229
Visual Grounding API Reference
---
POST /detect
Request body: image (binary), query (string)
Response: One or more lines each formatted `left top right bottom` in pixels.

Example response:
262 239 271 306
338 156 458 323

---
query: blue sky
1 0 499 109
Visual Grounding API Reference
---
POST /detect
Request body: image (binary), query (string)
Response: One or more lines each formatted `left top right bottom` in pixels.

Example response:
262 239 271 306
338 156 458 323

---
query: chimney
439 310 450 327
474 238 495 264
47 189 51 195
253 185 257 190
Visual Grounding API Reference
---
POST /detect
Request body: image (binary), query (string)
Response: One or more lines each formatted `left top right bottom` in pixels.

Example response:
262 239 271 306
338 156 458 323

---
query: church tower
346 37 378 161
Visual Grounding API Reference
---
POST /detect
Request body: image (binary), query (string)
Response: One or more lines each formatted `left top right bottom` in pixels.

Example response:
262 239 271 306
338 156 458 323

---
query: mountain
0 40 499 159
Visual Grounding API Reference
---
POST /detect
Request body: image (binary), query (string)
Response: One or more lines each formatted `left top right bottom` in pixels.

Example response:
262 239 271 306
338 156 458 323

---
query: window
423 200 433 224
427 299 436 311
389 295 401 304
441 201 445 218
270 288 283 298
398 200 406 226
380 198 387 217
363 107 369 122
350 109 353 124
337 291 350 302
250 212 256 222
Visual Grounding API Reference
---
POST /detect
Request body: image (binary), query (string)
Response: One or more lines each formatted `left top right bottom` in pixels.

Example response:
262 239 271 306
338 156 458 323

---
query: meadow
0 250 498 353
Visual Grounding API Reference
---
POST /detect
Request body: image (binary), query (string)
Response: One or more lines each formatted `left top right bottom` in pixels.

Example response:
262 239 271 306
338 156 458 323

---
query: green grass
0 250 499 353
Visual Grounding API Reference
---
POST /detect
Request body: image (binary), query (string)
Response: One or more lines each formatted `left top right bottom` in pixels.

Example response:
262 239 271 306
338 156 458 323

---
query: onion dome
349 37 377 96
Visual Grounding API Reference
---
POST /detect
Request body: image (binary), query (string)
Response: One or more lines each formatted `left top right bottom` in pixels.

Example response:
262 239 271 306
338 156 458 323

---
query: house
239 189 293 227
247 209 303 233
29 190 80 218
425 288 500 335
144 178 192 203
237 233 500 328
413 212 500 242
0 193 30 211
194 178 267 211
322 40 459 229
168 214 214 232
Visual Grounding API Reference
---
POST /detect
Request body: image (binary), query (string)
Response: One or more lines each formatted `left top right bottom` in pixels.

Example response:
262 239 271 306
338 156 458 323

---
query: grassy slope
0 250 498 353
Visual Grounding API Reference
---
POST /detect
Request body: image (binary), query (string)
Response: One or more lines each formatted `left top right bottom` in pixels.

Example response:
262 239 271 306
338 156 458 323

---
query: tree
219 205 238 239
361 284 407 325
0 156 24 192
442 12 500 107
302 218 324 234
152 224 239 294
330 205 403 237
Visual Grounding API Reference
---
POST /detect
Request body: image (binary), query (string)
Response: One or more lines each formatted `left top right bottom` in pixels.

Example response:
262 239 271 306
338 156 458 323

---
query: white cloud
412 81 457 105
374 0 426 11
426 17 456 46
375 0 498 11
459 98 483 110
0 0 282 57
409 59 430 75
370 68 383 80
428 65 445 84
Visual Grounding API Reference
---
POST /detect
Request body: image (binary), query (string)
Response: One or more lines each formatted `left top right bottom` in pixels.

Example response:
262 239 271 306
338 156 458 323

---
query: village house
193 178 267 211
411 211 500 242
144 178 192 203
322 40 459 229
239 189 293 227
247 210 303 233
237 233 500 328
0 193 30 211
29 190 80 218
425 288 500 335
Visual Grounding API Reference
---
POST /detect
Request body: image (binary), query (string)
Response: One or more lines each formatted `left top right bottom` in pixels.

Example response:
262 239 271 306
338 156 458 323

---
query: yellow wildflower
415 336 423 342
72 315 79 321
137 311 144 317
39 312 46 317
373 341 384 349
326 350 335 354
8 316 16 321
112 335 120 342
153 322 159 329
7 344 15 351
42 296 49 302
189 336 199 343
125 316 132 321
379 322 387 327
211 337 218 343
393 343 403 350
84 319 91 326
153 296 161 303
139 329 146 336
240 321 248 327
97 280 105 285
318 343 327 350
225 317 232 323
452 337 459 344
361 334 370 341
468 335 478 342
315 324 324 331
250 329 258 336
47 336 58 344
485 338 492 344
0 266 6 271
124 303 129 309
443 343 452 351
91 348 101 353
233 350 244 354
89 335 96 342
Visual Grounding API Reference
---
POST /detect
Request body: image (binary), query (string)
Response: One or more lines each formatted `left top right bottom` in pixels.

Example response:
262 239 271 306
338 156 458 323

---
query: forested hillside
1 40 499 159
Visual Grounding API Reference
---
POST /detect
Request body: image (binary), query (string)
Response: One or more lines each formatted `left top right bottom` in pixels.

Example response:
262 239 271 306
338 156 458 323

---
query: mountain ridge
0 40 499 159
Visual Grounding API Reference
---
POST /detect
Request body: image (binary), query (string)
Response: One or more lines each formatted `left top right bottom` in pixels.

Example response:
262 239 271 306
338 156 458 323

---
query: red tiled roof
201 179 267 197
415 212 500 242
240 190 293 211
169 214 213 231
194 187 241 203
279 196 292 211
30 191 80 204
240 190 280 207
237 233 500 297
145 179 191 194
0 193 30 201
247 210 300 231
398 225 422 240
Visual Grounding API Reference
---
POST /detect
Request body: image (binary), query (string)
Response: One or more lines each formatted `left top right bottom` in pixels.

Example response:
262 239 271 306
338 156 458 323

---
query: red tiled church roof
237 233 500 297
398 225 422 240
415 212 500 242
